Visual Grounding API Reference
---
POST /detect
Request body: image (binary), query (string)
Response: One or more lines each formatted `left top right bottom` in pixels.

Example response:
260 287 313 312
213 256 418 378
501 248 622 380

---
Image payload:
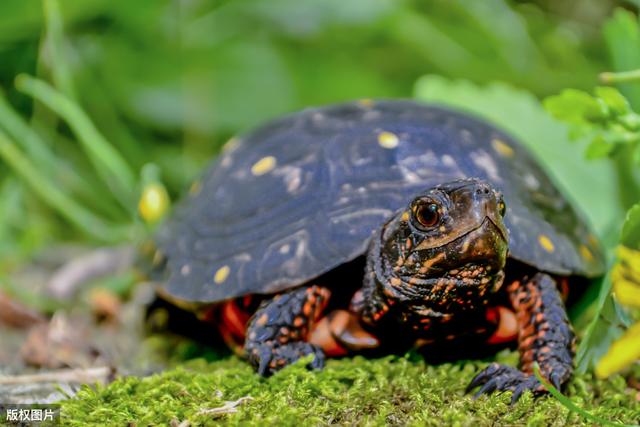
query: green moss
61 354 639 426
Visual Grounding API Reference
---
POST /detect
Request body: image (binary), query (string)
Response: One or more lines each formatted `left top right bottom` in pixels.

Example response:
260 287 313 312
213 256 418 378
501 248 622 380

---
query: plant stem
599 69 640 84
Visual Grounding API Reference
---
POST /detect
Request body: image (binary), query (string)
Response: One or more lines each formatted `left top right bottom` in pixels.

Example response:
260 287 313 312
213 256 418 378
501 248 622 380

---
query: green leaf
595 86 630 116
619 113 640 131
620 203 640 249
575 273 631 374
543 89 599 124
605 124 640 145
584 136 614 160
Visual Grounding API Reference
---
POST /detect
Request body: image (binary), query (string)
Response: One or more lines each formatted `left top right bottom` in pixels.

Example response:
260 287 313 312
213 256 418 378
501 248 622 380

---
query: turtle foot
466 363 546 403
248 341 325 376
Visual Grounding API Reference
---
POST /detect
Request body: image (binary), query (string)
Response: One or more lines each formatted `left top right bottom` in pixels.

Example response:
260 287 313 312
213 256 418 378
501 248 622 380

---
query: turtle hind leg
467 273 575 403
245 285 331 376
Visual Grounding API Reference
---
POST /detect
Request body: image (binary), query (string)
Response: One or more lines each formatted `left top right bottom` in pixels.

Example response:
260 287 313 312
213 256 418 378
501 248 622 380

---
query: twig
47 245 136 299
0 366 114 385
197 397 253 418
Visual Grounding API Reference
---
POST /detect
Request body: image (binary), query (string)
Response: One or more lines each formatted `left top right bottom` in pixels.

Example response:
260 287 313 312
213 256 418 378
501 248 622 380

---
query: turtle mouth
426 215 508 256
414 215 507 252
482 216 508 242
459 216 508 245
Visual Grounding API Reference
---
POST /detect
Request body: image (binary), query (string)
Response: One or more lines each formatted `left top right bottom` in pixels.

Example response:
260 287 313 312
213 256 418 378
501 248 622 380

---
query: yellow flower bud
138 183 170 223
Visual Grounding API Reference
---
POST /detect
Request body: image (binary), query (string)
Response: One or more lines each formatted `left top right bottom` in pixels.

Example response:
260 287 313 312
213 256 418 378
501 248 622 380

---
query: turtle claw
467 363 543 403
510 382 531 404
465 362 501 393
249 342 325 376
256 347 274 376
549 371 562 390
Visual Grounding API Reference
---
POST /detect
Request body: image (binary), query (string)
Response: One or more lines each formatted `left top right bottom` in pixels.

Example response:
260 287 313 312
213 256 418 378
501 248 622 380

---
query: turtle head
365 178 509 323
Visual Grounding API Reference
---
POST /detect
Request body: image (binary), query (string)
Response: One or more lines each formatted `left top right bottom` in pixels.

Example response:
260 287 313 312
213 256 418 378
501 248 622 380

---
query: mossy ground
61 353 639 426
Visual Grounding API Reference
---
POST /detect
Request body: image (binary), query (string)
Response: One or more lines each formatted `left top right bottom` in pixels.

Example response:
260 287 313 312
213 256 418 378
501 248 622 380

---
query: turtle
154 99 604 402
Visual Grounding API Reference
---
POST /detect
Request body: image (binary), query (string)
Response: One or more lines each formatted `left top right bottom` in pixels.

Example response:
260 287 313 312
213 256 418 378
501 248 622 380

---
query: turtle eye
412 201 440 229
498 200 506 217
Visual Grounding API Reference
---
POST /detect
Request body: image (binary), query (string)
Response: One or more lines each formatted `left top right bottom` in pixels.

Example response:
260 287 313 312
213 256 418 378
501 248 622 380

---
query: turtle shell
157 100 604 303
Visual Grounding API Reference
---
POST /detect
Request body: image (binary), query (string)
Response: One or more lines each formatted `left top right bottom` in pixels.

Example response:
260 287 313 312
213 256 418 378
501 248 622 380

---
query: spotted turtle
155 100 604 402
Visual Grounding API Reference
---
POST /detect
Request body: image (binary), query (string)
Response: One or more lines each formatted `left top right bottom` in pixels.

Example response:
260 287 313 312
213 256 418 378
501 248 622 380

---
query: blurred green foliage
543 83 640 376
0 0 628 269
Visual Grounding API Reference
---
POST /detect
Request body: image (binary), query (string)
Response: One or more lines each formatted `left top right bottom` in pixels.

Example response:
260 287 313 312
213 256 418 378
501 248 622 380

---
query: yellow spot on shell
538 235 555 253
580 244 594 262
401 211 410 222
378 131 399 149
491 138 514 157
222 137 240 152
251 156 277 176
358 98 374 107
214 266 230 284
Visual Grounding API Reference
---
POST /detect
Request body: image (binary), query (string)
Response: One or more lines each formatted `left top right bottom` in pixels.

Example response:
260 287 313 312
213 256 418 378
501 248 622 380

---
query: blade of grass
0 91 128 220
0 90 57 169
42 0 76 99
0 129 124 242
43 0 147 188
82 76 148 169
532 364 635 427
15 74 137 211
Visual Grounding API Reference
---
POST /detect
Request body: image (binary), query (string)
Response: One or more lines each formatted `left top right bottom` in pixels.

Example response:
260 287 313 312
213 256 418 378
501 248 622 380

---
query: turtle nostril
476 186 490 196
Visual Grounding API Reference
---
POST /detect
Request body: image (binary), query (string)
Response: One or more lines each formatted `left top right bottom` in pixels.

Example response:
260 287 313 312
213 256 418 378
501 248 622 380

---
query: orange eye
413 202 440 228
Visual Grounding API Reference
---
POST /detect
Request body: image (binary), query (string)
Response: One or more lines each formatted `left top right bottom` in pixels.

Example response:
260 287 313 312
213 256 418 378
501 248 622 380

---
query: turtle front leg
245 285 331 376
467 273 575 402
